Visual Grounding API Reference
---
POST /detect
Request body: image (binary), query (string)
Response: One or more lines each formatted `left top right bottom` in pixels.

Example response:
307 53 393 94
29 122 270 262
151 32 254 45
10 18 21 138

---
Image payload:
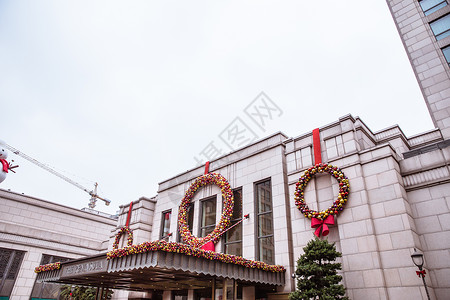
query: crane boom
3 142 111 208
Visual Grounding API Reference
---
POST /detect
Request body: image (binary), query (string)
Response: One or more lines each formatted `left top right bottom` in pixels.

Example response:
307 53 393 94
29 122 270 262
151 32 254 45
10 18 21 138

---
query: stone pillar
242 286 255 299
162 290 172 300
187 289 195 300
109 196 156 250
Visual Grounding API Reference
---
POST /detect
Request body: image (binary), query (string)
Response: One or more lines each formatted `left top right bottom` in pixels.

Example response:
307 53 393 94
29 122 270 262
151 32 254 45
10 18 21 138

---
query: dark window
0 248 25 297
443 45 450 66
420 0 447 15
160 210 172 240
255 179 274 265
200 196 217 237
177 202 194 243
430 14 450 40
30 254 71 299
224 189 243 256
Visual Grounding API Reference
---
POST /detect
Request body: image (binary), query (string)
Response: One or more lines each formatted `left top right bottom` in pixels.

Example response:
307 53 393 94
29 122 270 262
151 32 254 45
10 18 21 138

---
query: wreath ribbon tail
311 215 334 237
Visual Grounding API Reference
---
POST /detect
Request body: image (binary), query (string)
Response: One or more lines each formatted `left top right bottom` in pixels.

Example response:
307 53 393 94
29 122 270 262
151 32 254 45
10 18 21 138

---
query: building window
30 254 71 299
419 0 448 16
255 179 274 265
0 248 25 297
224 188 243 256
160 210 172 240
442 45 450 66
200 196 217 237
177 203 194 243
430 14 450 40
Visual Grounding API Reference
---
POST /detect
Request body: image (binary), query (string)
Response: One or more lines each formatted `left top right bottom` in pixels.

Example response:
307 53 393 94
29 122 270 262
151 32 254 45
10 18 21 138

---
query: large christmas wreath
295 163 350 221
178 173 234 248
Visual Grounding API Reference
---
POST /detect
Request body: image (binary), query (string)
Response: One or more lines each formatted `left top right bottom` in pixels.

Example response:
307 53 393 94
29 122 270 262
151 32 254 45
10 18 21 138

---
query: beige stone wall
285 115 449 299
402 145 450 299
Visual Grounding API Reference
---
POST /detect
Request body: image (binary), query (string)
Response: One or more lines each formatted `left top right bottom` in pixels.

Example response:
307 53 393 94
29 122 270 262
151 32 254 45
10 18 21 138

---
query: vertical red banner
204 161 210 174
312 128 322 165
125 201 133 227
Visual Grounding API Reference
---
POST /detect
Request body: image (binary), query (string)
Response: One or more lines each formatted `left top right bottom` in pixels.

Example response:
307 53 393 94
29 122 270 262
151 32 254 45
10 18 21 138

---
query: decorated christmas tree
290 238 349 300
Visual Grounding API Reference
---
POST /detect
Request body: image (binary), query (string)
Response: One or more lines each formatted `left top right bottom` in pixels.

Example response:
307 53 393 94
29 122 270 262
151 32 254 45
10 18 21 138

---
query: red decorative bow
0 159 8 173
201 241 215 252
416 270 426 278
311 215 334 237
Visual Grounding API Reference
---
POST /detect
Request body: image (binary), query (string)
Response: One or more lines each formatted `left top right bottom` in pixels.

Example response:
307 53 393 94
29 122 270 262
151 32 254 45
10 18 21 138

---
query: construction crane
2 142 111 209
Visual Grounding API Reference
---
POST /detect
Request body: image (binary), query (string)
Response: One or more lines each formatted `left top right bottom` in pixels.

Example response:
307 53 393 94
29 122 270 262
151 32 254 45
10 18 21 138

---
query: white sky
0 1 435 215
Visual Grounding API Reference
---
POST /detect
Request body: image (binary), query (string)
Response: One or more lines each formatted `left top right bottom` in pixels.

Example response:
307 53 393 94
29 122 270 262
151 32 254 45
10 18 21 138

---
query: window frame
177 202 195 243
0 248 25 296
419 0 448 16
223 188 243 256
442 44 450 66
159 209 172 240
199 195 217 238
254 178 275 265
429 13 450 40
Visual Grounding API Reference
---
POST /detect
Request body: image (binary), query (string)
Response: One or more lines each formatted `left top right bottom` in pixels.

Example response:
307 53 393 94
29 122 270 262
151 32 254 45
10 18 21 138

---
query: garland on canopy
112 226 133 250
106 240 285 273
34 262 61 273
178 172 234 248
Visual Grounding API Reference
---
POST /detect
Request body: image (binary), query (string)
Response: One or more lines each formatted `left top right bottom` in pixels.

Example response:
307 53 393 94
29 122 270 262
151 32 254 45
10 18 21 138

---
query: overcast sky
0 1 435 215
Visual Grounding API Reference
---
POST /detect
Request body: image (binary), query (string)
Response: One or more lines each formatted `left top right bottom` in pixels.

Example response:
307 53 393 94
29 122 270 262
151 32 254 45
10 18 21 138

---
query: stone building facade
145 114 449 300
4 1 450 299
386 0 450 139
0 189 117 299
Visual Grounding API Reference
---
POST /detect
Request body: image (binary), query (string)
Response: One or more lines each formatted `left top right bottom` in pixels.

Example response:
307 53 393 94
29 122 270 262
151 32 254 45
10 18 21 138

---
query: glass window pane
187 203 194 232
225 221 242 242
0 249 13 278
225 243 242 256
443 45 450 64
6 251 24 280
201 225 215 237
256 181 272 213
232 189 242 220
259 236 275 265
420 0 447 15
258 213 273 237
430 14 450 40
161 211 171 238
201 198 216 227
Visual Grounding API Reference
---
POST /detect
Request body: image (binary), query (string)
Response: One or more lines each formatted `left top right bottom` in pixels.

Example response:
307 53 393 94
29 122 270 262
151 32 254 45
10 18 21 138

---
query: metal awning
36 250 285 292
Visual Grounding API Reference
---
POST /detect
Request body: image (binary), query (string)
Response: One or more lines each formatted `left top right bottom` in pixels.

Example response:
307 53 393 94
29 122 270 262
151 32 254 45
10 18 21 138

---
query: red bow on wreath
416 270 426 278
311 215 334 237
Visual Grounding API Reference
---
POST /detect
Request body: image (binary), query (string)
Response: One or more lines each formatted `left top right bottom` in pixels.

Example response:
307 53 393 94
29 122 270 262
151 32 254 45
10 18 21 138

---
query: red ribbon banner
204 161 210 174
416 270 426 278
312 128 322 165
125 202 133 227
311 215 334 237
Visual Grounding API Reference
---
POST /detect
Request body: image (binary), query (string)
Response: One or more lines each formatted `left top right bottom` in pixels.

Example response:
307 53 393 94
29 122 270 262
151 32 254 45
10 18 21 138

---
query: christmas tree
290 238 349 300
